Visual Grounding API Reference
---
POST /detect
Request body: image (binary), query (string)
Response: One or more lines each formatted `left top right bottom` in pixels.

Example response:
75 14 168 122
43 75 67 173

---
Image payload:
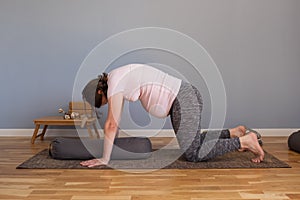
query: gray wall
1 0 300 129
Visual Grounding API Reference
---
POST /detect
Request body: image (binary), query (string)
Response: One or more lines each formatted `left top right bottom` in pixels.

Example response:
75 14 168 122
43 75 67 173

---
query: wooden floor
0 136 299 200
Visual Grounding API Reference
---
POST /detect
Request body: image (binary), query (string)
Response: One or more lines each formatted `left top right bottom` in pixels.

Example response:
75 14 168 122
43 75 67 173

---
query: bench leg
93 123 100 138
31 124 40 144
40 125 48 140
86 125 94 138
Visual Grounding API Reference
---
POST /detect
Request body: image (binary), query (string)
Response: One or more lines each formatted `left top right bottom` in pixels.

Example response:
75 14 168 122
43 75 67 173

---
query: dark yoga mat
17 149 290 169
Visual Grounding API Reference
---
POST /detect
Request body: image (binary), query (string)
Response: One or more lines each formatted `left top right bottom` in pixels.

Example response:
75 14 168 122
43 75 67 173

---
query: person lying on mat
80 64 264 167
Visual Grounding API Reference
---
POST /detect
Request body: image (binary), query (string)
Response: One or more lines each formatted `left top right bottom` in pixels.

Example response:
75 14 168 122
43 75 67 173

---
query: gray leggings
170 82 241 162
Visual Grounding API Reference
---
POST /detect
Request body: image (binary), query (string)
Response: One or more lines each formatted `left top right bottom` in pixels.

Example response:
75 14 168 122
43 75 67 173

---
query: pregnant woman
80 64 264 167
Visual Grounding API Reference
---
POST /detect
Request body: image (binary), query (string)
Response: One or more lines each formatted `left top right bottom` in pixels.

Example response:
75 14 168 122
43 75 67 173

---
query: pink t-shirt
107 64 182 118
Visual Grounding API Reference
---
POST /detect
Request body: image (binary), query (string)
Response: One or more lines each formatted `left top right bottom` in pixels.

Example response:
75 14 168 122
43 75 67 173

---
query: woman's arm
80 93 124 167
102 93 124 162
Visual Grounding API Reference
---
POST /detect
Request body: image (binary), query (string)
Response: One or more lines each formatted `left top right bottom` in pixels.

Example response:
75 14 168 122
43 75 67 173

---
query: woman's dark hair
82 73 108 108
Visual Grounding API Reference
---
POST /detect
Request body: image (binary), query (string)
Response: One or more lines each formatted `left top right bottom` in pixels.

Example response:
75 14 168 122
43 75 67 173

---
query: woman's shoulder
107 64 134 87
108 64 147 79
109 63 156 73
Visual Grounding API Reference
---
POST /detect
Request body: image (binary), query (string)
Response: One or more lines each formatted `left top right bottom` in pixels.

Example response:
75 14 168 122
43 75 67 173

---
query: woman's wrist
99 157 109 164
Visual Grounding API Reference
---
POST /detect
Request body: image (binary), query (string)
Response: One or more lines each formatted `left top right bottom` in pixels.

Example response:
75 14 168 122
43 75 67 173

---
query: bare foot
239 132 265 163
229 125 246 138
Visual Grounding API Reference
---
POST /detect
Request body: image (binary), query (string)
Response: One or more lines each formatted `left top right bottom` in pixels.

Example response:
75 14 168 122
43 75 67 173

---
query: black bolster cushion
49 137 152 160
288 130 300 153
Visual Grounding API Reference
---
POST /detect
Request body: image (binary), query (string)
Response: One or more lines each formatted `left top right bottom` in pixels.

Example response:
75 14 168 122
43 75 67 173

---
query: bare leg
239 132 265 163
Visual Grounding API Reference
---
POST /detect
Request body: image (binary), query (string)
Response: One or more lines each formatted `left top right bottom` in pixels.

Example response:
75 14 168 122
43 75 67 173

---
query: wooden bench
31 102 100 144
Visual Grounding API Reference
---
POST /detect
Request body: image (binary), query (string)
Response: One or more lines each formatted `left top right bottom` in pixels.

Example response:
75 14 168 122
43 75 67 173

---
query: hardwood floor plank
0 136 299 200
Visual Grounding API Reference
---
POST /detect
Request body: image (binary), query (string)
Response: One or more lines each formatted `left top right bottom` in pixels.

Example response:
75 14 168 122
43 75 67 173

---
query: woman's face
98 90 108 106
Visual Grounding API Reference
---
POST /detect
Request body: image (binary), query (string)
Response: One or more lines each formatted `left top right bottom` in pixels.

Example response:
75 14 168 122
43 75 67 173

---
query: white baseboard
254 129 299 137
0 128 298 137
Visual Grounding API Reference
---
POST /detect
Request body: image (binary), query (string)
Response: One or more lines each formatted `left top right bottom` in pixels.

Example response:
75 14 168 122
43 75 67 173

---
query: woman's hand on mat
80 158 109 168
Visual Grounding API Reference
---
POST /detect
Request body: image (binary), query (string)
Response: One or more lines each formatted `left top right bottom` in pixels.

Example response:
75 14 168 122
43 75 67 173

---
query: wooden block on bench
69 101 93 116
